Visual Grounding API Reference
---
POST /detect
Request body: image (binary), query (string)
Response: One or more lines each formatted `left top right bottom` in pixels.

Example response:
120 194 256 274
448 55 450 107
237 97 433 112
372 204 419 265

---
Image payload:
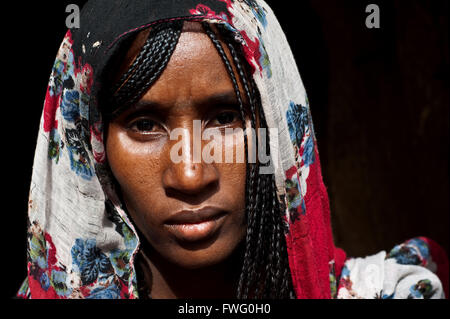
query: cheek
218 163 246 206
217 162 247 239
220 132 247 200
215 136 247 232
106 127 168 227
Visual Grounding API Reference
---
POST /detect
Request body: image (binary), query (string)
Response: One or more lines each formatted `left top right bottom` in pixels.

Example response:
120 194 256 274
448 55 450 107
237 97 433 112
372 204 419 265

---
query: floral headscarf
18 0 447 299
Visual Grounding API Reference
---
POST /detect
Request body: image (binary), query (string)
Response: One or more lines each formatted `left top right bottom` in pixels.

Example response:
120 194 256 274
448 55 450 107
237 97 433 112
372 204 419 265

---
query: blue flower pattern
60 90 80 123
70 236 136 299
303 134 315 167
40 272 50 291
243 0 268 28
71 239 113 286
408 280 433 299
49 50 74 97
51 270 72 297
287 102 308 146
387 238 430 266
287 101 316 167
87 284 122 299
65 129 94 181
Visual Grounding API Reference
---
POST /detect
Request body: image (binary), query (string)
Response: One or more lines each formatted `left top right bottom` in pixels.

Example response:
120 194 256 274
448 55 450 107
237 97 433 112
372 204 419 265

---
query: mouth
164 207 228 242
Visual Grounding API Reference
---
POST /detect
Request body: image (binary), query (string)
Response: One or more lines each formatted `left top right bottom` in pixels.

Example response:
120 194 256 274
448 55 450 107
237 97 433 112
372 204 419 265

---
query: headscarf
17 0 447 299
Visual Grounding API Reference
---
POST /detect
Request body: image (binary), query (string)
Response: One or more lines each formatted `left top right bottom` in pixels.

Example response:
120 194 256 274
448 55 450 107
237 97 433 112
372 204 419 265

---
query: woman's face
106 23 248 270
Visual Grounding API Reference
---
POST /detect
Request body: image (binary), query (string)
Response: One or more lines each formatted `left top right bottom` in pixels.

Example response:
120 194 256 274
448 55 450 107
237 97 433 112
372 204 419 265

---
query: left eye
212 112 239 126
130 119 157 133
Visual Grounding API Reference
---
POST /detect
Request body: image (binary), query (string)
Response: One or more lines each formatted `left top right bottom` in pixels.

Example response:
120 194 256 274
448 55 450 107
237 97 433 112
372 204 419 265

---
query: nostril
164 180 220 206
162 162 220 203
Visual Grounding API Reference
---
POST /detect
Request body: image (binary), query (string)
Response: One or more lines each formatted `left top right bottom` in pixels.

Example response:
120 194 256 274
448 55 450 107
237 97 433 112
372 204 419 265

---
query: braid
221 37 265 297
201 22 258 298
251 75 294 298
110 21 183 117
203 23 295 299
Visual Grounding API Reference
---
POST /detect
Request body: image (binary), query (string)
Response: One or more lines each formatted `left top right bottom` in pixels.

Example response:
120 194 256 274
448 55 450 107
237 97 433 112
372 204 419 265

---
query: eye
130 118 159 134
211 111 240 127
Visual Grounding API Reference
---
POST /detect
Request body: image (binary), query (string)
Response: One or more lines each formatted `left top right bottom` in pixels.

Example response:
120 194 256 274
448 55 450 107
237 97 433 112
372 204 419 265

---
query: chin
173 256 224 270
161 238 242 270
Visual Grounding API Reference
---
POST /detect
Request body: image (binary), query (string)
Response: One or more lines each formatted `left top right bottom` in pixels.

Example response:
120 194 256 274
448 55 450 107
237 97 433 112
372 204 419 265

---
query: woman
18 0 448 299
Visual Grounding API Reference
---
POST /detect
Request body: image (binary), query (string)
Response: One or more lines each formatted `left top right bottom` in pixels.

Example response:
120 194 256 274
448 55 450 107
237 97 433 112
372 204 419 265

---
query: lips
164 207 227 242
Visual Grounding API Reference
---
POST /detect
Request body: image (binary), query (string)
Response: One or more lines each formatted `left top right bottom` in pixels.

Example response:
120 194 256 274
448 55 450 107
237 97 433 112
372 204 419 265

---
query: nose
162 133 220 203
163 162 219 195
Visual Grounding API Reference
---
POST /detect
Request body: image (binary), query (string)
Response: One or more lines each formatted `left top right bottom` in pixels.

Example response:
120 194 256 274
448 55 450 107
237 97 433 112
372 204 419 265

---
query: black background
3 0 448 298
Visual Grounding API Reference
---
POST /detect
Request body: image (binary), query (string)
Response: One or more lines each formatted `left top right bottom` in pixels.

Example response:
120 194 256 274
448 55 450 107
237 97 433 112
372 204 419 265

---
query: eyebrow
133 91 243 112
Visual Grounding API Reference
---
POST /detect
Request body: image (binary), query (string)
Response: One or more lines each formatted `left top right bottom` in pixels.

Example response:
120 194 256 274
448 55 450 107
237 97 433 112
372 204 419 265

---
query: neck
137 244 243 299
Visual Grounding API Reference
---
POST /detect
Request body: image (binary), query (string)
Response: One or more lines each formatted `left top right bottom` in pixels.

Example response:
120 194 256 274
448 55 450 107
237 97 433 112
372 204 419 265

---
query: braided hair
105 21 295 299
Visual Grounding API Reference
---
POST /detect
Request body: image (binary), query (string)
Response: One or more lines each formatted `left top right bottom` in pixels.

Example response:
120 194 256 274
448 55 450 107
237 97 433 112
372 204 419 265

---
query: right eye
129 118 160 135
208 110 242 128
215 112 239 126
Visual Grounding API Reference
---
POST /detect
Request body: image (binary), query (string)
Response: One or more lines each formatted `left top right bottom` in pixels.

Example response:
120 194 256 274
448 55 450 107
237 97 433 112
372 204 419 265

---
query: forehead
138 22 235 106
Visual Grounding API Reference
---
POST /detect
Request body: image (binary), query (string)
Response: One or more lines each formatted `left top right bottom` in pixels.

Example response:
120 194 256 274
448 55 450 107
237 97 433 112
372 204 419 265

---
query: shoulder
337 237 447 299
